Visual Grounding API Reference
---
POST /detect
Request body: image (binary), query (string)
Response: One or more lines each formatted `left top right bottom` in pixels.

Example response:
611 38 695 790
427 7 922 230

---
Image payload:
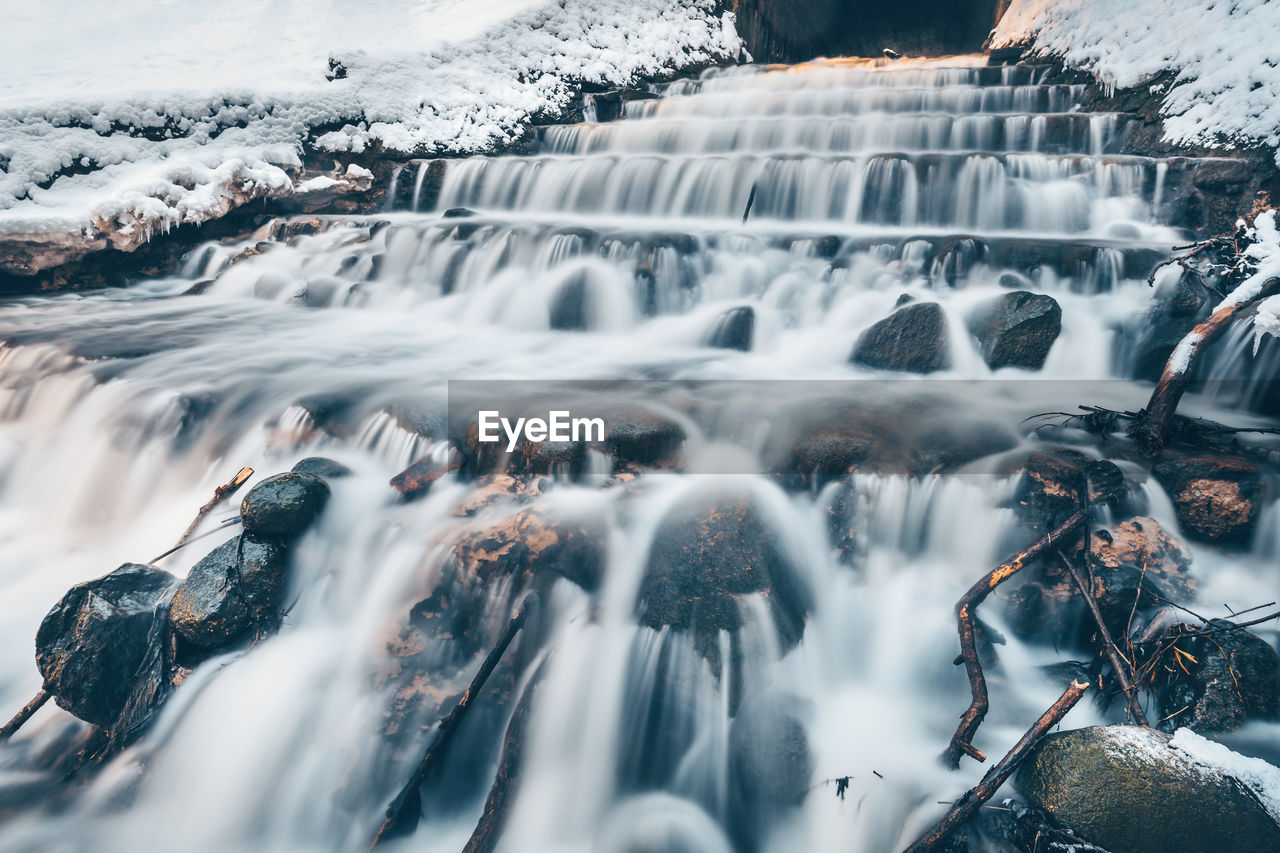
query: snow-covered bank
992 1 1280 162
0 0 739 276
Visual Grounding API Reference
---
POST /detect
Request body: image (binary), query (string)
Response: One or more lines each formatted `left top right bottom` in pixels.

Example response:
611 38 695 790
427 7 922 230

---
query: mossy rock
1018 725 1280 853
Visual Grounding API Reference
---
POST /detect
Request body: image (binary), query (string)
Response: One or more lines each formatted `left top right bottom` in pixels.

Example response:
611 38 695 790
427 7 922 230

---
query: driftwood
370 596 536 849
906 679 1090 853
0 689 50 742
1059 551 1150 727
1130 276 1280 457
944 509 1087 769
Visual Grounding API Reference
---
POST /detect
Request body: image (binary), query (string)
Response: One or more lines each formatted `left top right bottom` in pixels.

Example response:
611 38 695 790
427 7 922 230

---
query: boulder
170 536 288 648
1005 517 1194 646
1018 725 1280 853
968 291 1062 370
850 302 950 373
638 491 811 669
1150 620 1280 733
706 306 755 351
35 563 175 727
240 472 330 539
291 456 352 479
1153 455 1264 543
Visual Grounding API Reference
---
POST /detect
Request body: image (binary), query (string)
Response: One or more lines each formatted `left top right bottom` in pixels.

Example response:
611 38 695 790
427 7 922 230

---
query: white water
0 56 1277 853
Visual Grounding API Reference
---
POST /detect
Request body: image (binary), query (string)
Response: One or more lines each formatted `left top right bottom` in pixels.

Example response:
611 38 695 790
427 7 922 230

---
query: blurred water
0 56 1276 853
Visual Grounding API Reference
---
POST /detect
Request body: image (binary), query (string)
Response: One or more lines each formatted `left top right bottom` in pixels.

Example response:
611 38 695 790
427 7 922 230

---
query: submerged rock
35 563 175 727
1012 451 1088 535
850 301 950 373
729 692 813 835
240 472 330 539
706 306 755 351
1153 454 1263 543
169 536 288 648
1018 725 1280 853
638 490 811 668
967 290 1062 370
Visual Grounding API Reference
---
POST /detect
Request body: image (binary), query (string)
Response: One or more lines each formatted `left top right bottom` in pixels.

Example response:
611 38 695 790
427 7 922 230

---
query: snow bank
0 0 739 270
993 1 1280 162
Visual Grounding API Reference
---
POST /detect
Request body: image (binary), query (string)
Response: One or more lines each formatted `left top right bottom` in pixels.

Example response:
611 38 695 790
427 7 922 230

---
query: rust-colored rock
1154 455 1264 543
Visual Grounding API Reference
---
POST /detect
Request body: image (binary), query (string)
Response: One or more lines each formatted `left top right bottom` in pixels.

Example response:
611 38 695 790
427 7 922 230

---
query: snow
0 0 739 265
993 1 1280 163
1170 728 1280 822
1164 210 1280 375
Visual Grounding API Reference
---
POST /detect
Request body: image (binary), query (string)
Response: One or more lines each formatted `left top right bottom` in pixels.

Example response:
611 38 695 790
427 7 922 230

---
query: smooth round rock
291 456 352 480
240 472 330 539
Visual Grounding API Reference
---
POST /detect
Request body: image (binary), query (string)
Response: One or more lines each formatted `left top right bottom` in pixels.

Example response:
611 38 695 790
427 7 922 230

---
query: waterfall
0 55 1276 853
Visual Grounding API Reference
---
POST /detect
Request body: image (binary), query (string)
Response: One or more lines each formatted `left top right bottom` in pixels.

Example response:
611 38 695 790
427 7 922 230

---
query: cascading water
0 55 1276 853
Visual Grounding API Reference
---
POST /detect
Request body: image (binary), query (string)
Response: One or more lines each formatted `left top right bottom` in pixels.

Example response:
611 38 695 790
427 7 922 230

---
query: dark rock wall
729 0 1009 63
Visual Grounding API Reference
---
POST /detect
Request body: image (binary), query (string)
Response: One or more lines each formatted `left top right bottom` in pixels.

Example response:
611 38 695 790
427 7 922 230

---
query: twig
174 467 253 550
370 595 536 849
1058 552 1149 726
906 680 1090 853
150 517 241 564
0 689 50 741
943 509 1086 769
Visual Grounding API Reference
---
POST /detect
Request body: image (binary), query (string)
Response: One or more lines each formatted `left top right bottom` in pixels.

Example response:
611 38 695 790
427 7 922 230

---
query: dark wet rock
1193 158 1252 190
967 291 1062 370
391 455 459 498
1017 725 1280 853
240 472 330 539
169 540 250 647
35 563 175 727
706 306 755 351
778 422 878 487
1005 517 1194 646
549 275 592 331
410 508 604 653
1012 451 1088 534
1148 619 1280 734
604 410 685 469
851 302 950 373
1129 269 1214 380
894 292 915 307
442 207 475 218
935 236 988 287
583 88 660 123
1153 454 1264 543
1085 459 1129 508
169 536 288 648
638 490 811 669
732 0 1004 64
291 456 352 479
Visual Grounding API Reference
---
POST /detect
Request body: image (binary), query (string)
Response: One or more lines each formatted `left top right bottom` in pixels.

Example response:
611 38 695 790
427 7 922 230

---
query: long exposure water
0 56 1276 853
